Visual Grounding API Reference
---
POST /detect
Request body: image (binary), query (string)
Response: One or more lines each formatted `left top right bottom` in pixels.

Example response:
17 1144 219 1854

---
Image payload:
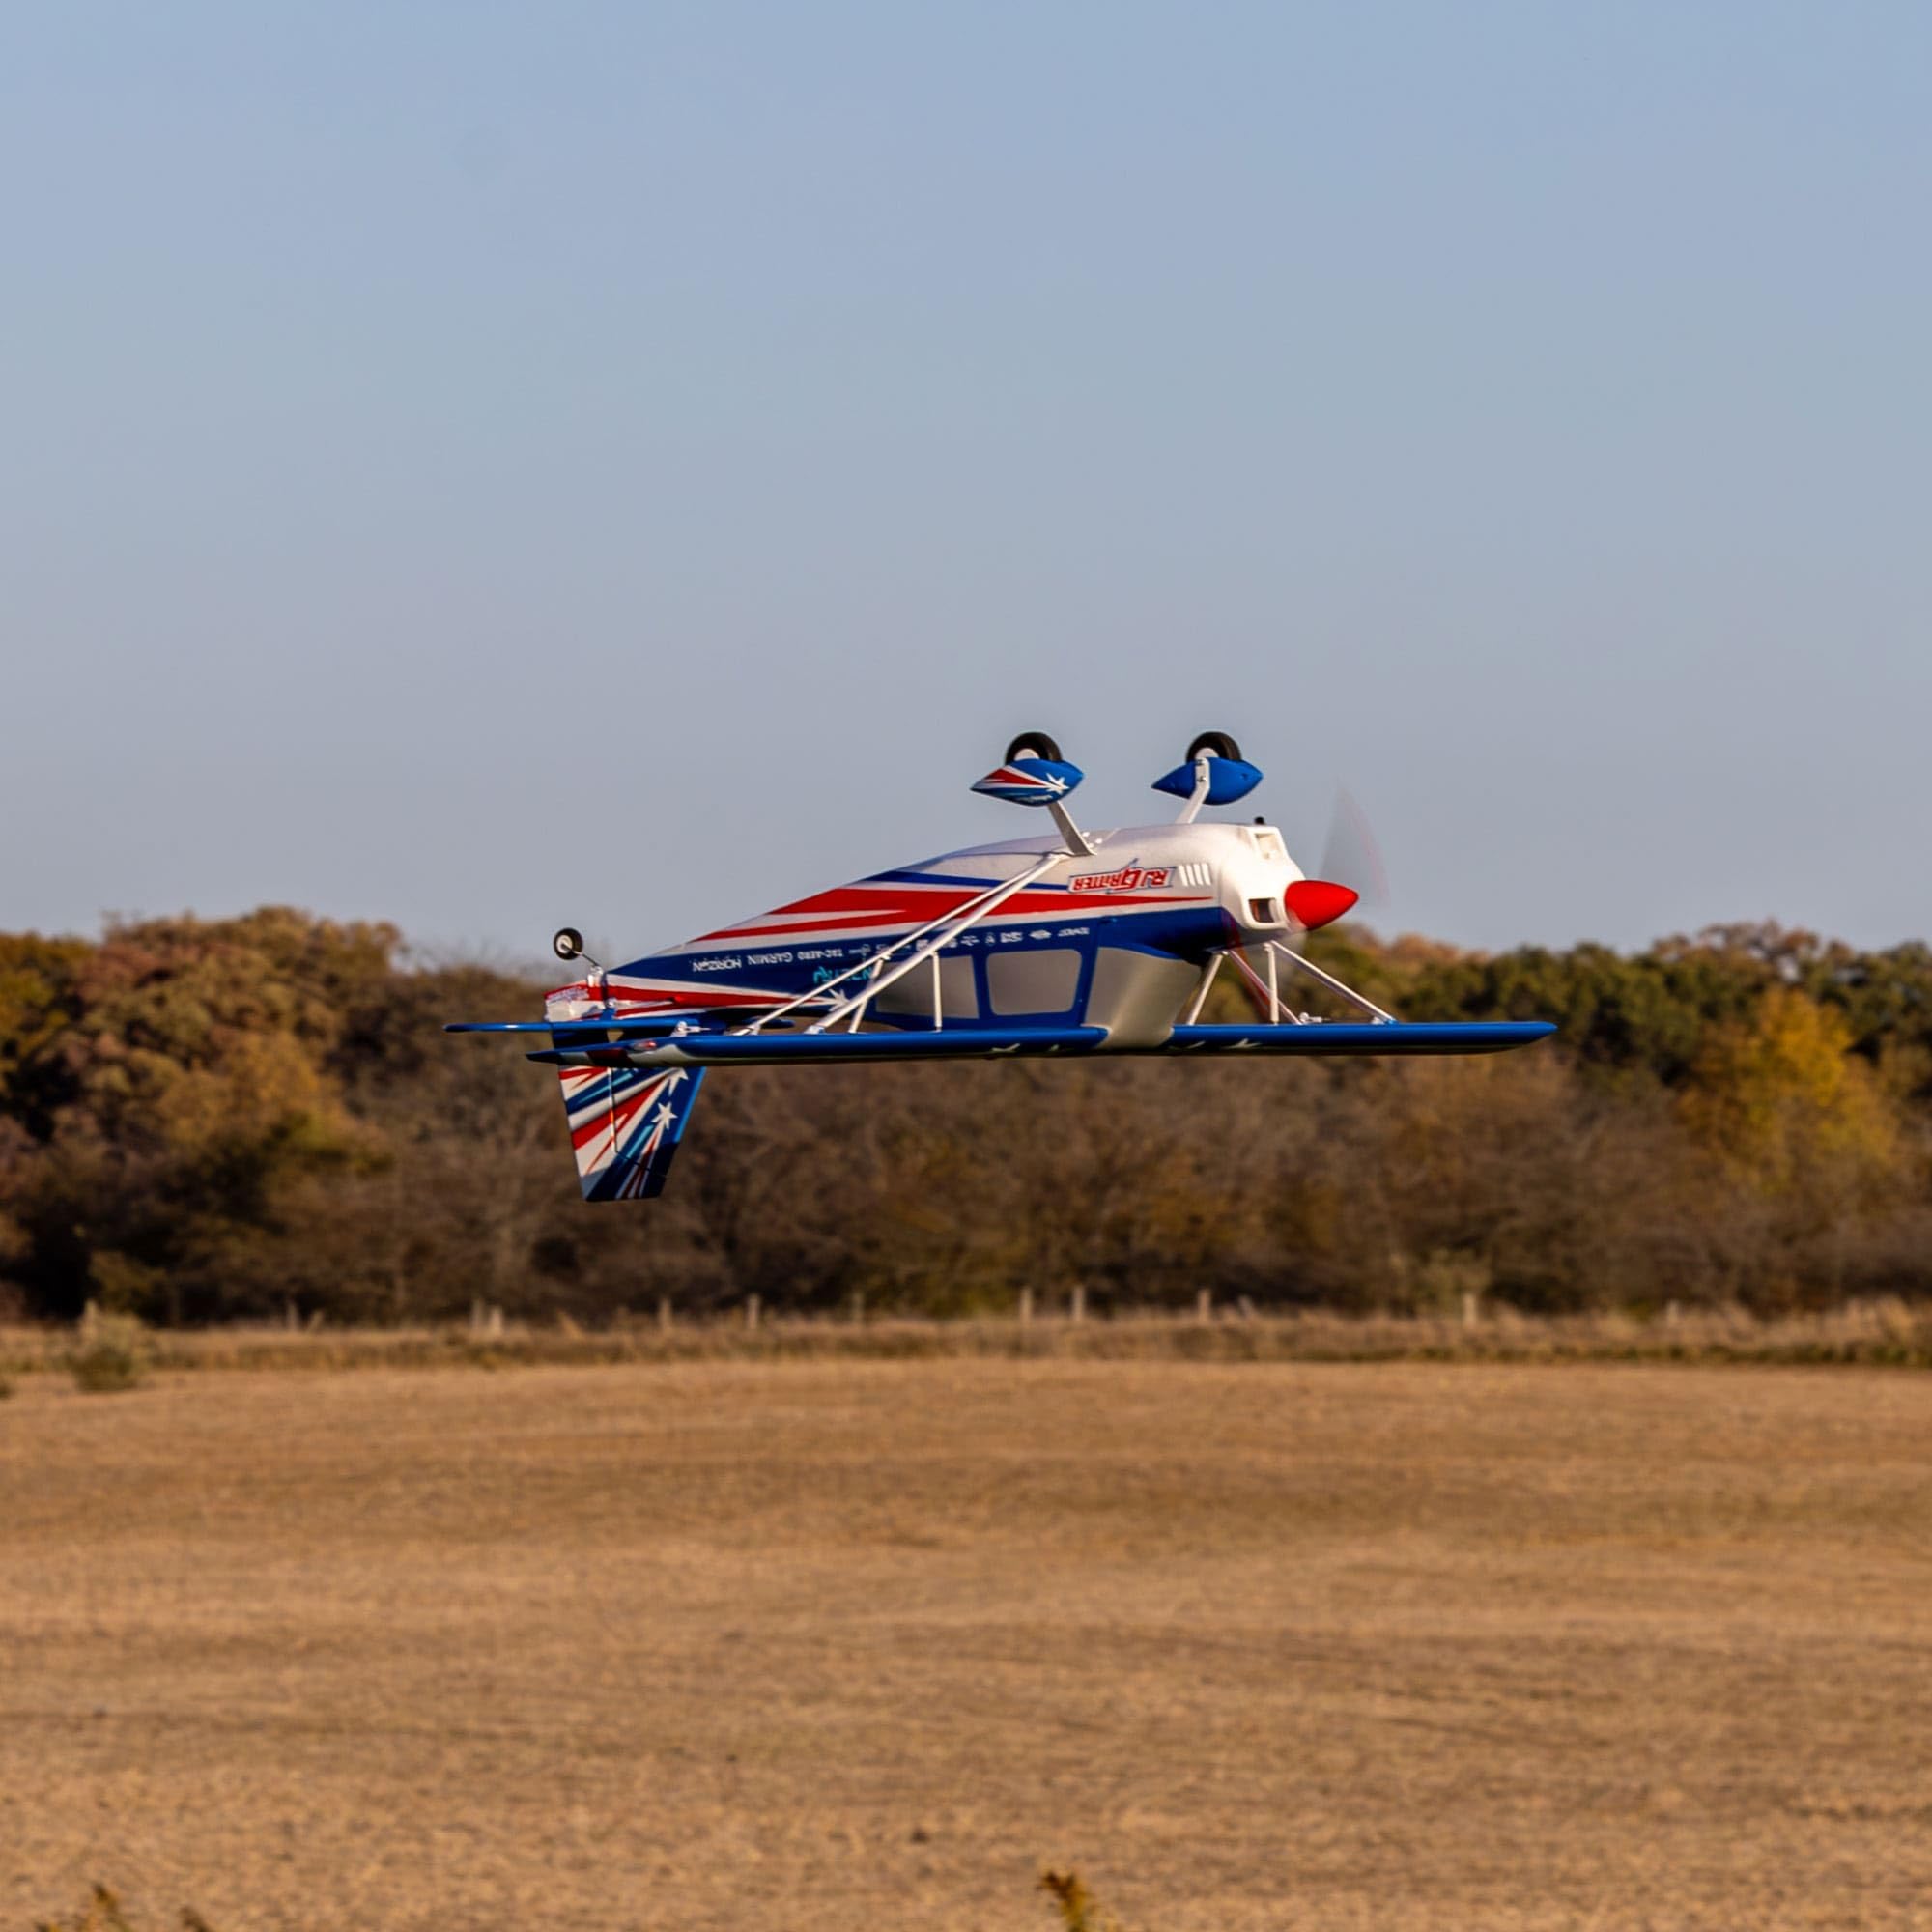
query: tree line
1 907 1927 1326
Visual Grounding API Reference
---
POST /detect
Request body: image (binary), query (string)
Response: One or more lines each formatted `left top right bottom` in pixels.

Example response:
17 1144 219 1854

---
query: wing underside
512 1019 1555 1068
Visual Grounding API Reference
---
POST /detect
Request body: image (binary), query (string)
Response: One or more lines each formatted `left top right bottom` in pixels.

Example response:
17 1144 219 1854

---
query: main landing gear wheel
1005 730 1064 764
1186 730 1242 763
553 927 584 962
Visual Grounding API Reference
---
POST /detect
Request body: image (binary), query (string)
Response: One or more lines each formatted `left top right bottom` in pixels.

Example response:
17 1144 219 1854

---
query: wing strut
810 851 1063 1032
737 850 1064 1037
1268 938 1396 1023
1220 937 1395 1025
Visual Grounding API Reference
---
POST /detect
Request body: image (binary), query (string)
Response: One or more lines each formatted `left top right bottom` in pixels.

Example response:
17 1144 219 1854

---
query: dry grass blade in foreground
28 1873 1121 1932
33 1885 214 1932
1040 1870 1138 1932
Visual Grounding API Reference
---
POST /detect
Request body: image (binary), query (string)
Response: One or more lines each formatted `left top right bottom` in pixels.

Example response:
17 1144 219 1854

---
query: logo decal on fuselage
1069 865 1173 893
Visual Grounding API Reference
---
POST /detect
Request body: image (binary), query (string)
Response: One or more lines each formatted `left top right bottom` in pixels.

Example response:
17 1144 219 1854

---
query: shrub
67 1312 151 1394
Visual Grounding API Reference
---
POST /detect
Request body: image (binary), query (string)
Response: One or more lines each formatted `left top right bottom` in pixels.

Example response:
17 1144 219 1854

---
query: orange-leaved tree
1679 988 1905 1227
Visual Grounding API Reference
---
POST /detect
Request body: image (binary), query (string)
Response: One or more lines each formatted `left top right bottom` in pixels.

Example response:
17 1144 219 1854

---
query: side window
875 954 979 1019
985 948 1082 1015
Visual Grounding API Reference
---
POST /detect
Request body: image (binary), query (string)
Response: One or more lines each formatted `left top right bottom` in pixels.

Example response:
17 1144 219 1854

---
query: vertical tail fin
557 1064 706 1202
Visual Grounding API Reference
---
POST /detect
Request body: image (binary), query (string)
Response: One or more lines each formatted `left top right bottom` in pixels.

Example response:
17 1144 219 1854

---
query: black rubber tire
1186 730 1242 763
553 926 584 962
1004 730 1064 764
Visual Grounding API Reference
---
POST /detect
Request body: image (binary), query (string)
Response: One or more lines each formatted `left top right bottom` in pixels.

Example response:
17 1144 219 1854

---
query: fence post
1195 1288 1212 1325
746 1293 761 1331
487 1303 505 1338
658 1295 672 1334
1461 1292 1479 1331
851 1291 865 1325
1664 1299 1681 1330
1018 1288 1033 1327
1070 1285 1087 1324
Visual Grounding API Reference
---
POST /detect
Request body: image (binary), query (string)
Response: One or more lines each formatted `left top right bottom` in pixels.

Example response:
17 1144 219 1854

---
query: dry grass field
3 1358 1930 1931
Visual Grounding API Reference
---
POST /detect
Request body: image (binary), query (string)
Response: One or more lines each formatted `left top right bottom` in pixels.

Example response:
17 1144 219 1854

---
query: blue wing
511 1020 1553 1067
1163 1021 1555 1057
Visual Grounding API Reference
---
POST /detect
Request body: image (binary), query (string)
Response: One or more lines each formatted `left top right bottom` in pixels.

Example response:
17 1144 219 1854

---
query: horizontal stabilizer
449 1016 734 1040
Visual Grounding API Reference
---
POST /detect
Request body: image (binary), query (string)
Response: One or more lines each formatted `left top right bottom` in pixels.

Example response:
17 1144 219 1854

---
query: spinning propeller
1241 783 1392 1019
1313 784 1390 921
1168 733 1389 1023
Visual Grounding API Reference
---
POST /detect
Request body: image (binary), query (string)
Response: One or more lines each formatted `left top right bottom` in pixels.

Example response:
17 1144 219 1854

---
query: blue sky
4 3 1927 964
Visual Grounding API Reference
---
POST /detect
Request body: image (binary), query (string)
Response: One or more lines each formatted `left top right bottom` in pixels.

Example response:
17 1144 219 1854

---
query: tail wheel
1186 729 1242 762
1004 730 1064 765
553 926 584 962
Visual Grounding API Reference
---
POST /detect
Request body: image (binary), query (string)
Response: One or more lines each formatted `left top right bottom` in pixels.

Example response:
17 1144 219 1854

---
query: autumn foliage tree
0 909 1927 1324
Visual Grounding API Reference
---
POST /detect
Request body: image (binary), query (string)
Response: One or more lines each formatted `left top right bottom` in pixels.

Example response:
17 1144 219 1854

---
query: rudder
557 1064 705 1201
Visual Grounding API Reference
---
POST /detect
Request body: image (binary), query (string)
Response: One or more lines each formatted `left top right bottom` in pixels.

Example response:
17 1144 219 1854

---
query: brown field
3 1359 1930 1931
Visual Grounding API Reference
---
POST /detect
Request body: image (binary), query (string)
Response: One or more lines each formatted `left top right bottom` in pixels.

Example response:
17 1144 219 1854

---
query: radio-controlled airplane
448 733 1554 1200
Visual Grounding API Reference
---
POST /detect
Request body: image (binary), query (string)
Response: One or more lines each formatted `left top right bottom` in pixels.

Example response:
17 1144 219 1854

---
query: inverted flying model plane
448 732 1555 1201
